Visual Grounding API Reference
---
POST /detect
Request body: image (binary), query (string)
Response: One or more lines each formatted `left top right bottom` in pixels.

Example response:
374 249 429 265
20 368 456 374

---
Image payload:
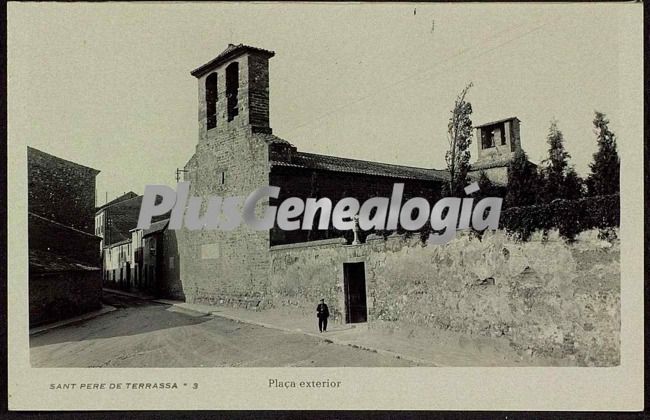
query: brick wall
29 270 102 327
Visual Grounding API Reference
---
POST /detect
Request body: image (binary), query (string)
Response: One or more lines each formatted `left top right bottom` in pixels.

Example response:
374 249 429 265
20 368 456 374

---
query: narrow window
205 73 218 130
226 62 239 121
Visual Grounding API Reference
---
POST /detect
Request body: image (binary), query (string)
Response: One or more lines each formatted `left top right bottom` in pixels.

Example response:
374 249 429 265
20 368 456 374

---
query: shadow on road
30 294 212 347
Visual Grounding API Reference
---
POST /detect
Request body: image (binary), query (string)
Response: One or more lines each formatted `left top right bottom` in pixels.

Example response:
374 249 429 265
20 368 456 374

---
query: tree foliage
500 194 619 242
473 170 503 201
444 83 473 197
505 148 538 208
539 119 572 202
587 111 620 196
562 166 584 201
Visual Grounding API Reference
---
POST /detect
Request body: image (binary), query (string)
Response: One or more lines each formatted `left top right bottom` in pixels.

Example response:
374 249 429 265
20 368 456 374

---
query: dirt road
30 293 415 367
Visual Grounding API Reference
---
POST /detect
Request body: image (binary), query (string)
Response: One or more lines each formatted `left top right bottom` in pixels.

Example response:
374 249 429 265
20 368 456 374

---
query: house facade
27 147 102 326
98 193 171 292
140 219 182 298
103 239 132 288
95 192 140 251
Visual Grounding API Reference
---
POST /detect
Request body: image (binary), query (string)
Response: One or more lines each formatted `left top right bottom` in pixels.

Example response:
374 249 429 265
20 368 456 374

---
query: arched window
205 73 218 130
226 62 239 121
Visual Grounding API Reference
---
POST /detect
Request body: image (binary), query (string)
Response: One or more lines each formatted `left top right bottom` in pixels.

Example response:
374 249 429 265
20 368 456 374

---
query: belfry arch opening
226 62 239 122
205 72 218 130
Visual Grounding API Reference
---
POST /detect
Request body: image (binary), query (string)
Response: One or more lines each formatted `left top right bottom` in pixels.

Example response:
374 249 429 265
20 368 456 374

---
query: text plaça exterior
136 182 502 245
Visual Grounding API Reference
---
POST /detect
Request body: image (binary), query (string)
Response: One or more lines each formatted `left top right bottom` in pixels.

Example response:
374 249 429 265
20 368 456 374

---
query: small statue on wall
352 215 361 245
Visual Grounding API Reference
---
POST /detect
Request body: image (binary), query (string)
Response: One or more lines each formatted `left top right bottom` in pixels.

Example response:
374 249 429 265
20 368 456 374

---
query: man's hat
320 298 325 302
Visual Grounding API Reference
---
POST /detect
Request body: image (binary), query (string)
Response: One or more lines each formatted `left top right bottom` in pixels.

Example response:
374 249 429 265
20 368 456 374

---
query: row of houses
95 193 181 298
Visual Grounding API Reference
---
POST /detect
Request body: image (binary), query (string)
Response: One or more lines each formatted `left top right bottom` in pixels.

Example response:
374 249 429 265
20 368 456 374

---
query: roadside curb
29 305 117 336
153 299 436 366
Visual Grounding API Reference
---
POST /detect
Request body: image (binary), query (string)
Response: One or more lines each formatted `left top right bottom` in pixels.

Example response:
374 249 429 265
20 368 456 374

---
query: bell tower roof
190 43 275 78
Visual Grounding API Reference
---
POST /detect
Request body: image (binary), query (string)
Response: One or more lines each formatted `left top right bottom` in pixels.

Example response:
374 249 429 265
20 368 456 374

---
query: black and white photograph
6 2 644 411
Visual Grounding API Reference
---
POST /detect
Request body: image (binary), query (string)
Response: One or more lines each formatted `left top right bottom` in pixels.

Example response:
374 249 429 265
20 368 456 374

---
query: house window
226 62 239 121
205 72 218 130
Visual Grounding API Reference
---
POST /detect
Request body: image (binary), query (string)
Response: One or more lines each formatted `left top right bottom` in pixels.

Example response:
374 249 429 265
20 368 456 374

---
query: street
30 293 415 367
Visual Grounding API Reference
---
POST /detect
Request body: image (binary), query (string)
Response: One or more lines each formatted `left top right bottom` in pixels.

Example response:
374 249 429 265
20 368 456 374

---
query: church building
174 43 524 318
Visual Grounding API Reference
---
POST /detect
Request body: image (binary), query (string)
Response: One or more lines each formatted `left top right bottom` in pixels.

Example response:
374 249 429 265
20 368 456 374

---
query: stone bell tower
470 116 523 185
190 43 275 143
179 44 278 307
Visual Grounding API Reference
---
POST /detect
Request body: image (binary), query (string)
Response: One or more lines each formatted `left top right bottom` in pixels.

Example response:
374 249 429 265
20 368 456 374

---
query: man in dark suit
317 298 329 333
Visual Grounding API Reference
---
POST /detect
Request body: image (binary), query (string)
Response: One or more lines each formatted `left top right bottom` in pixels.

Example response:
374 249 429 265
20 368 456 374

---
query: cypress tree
475 170 498 199
540 119 571 202
562 166 584 201
587 111 620 196
444 83 473 197
505 148 538 207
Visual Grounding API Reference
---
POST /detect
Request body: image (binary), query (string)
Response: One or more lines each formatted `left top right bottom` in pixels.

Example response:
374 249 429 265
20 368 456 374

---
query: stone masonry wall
158 229 185 300
28 147 98 234
29 270 102 327
268 230 620 366
177 53 271 306
176 128 270 306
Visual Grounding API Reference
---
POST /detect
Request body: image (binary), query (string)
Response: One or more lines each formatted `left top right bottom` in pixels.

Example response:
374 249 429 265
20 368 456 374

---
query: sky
8 3 641 206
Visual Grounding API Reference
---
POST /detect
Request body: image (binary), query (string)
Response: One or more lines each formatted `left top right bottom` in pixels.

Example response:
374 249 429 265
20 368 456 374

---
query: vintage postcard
6 2 644 411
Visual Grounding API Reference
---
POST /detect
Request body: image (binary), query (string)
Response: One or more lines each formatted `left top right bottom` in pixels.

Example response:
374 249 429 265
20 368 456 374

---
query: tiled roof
96 191 138 212
104 238 131 249
143 219 169 237
191 43 275 78
254 132 293 146
29 249 100 273
29 212 101 239
103 195 143 245
271 151 449 182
